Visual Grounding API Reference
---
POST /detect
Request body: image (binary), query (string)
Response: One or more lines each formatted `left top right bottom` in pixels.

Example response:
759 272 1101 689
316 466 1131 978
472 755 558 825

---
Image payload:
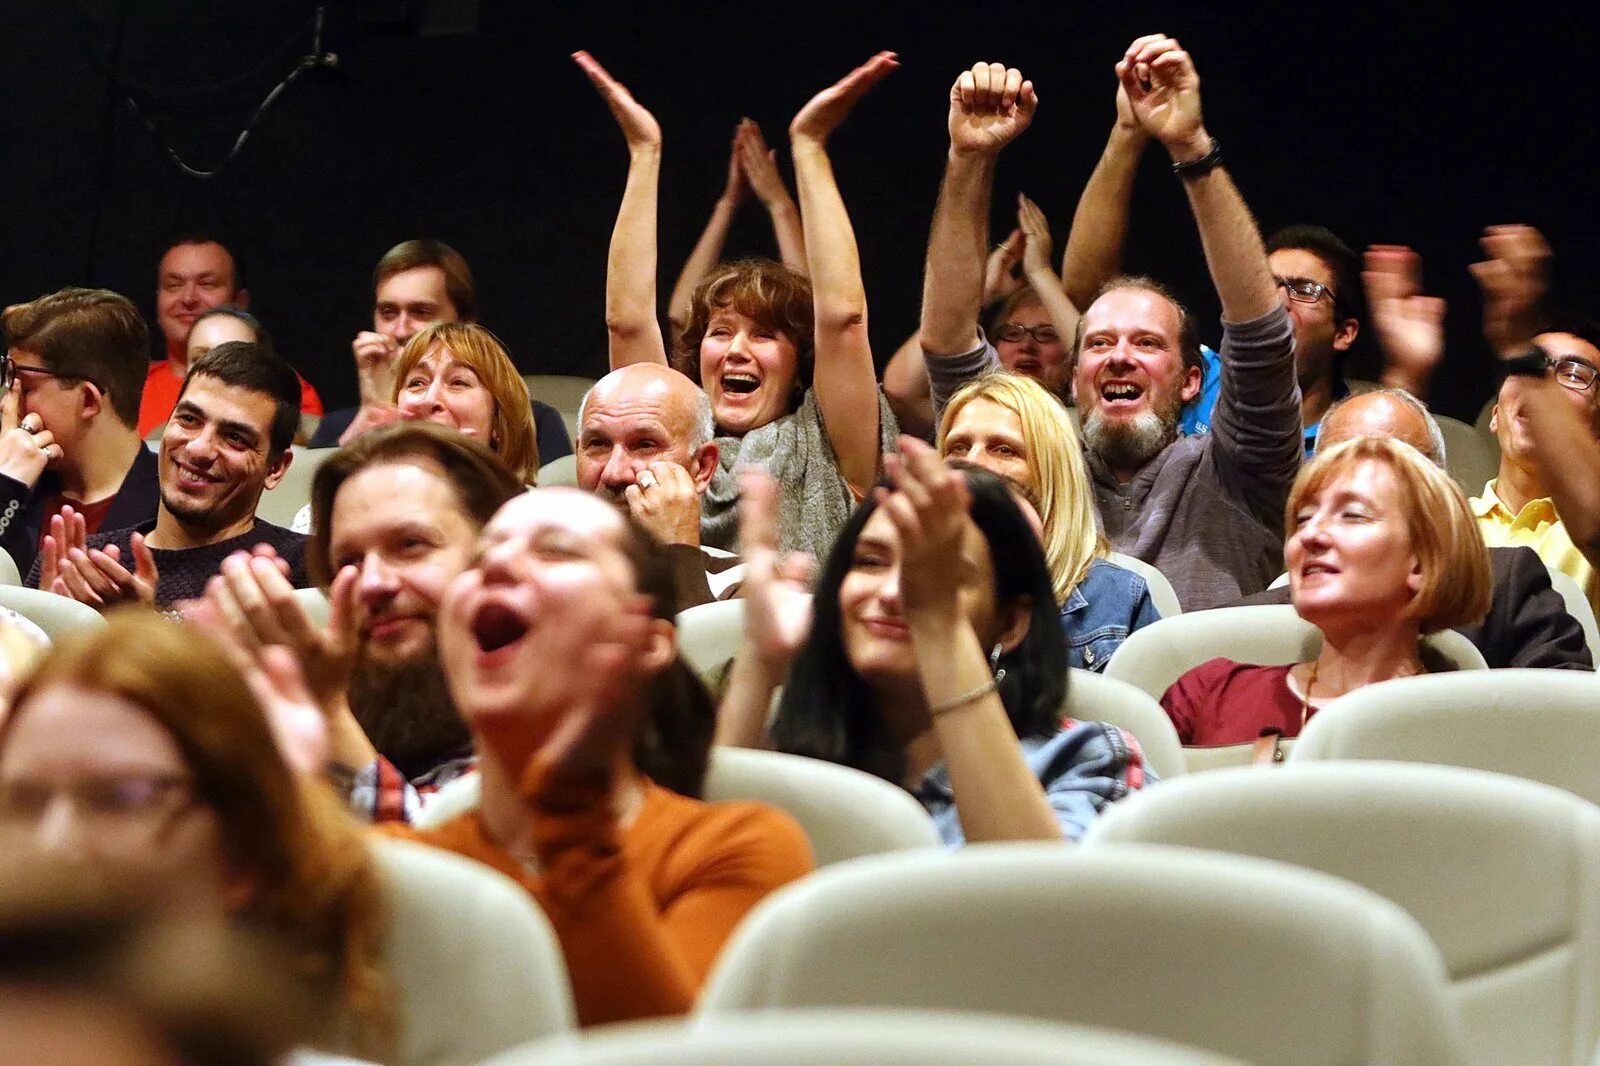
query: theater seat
0 546 19 586
1064 669 1184 780
1544 566 1600 662
674 599 748 686
331 837 573 1066
523 375 597 443
1084 762 1600 1066
1435 414 1500 494
699 843 1467 1065
482 1011 1243 1066
1103 604 1487 702
0 586 105 641
1107 552 1182 618
1291 670 1600 806
256 447 339 528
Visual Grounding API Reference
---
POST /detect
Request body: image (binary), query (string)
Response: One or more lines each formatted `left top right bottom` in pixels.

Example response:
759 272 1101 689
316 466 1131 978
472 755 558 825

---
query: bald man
1238 388 1592 670
576 364 741 606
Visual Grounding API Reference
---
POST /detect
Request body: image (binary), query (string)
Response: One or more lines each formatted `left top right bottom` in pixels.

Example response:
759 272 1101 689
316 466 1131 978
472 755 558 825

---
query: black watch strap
1172 139 1223 179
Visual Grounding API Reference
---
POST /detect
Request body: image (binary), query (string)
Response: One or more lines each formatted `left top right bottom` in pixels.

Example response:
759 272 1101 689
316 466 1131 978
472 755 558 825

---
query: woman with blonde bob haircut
0 612 392 1057
1163 437 1493 745
939 372 1159 671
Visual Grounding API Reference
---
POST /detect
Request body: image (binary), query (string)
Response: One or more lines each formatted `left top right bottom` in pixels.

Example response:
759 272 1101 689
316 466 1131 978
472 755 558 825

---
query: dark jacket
0 444 161 579
1234 545 1593 671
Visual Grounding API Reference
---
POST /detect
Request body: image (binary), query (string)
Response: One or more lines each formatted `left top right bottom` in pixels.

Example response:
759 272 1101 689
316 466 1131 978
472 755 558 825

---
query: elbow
815 303 867 337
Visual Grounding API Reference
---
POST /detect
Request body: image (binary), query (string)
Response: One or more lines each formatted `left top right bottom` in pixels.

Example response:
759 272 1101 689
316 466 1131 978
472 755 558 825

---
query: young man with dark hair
309 238 571 462
140 235 323 436
35 341 310 605
0 288 159 576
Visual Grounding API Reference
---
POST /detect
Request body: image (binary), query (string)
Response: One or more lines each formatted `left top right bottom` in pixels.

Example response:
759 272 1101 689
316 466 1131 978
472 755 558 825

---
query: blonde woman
1163 437 1493 744
939 372 1158 670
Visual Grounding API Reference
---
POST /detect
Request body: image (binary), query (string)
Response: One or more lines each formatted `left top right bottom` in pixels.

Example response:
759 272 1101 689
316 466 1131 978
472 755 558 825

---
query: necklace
1299 659 1319 732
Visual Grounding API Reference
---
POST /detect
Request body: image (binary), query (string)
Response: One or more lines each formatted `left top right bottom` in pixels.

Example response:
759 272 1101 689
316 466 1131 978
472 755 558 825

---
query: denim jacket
1060 559 1162 672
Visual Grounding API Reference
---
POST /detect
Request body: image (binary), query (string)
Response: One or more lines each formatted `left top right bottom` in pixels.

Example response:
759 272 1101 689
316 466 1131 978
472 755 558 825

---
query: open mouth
1011 358 1043 376
173 463 220 488
720 372 761 396
471 601 529 654
1300 563 1339 579
1100 381 1145 404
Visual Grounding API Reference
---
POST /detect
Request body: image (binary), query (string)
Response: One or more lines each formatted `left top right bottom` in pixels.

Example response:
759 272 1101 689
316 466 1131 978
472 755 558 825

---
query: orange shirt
138 359 324 438
387 764 812 1027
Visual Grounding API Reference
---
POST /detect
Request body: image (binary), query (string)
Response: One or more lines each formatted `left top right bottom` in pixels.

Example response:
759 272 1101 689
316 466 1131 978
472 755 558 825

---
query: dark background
1 1 1595 422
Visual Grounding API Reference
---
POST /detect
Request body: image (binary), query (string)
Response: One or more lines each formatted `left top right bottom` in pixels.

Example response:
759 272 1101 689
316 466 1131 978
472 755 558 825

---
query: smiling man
34 341 309 606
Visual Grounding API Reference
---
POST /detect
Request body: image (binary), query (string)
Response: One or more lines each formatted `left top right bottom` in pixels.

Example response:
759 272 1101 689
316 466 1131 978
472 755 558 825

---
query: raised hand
737 119 790 207
351 331 403 408
50 527 159 610
790 50 899 144
1117 34 1207 156
573 50 661 151
982 228 1026 307
1364 245 1446 394
623 460 703 547
947 61 1038 158
1470 224 1551 356
719 121 750 206
0 380 61 488
1017 195 1055 278
877 436 972 614
736 471 815 674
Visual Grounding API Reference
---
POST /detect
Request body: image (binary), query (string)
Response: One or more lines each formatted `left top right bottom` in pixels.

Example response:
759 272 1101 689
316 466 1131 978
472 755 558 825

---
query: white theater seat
1291 670 1600 806
536 454 577 488
257 446 339 528
1065 669 1185 780
0 586 105 641
1545 566 1600 662
698 843 1467 1065
1084 762 1600 1066
674 599 748 686
1107 552 1182 618
524 374 597 443
483 1011 1243 1066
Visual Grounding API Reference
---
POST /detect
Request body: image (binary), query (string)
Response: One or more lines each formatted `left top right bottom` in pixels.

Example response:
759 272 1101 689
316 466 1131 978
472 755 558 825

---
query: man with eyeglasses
0 289 159 579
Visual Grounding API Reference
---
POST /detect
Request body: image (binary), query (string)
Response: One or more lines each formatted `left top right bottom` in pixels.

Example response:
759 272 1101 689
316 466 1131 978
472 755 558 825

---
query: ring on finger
637 471 657 491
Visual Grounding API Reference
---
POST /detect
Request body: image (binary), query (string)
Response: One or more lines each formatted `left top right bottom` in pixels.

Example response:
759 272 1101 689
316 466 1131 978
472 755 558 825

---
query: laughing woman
575 50 898 558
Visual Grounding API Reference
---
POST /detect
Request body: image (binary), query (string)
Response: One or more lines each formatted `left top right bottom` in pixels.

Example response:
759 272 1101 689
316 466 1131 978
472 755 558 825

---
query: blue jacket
1060 558 1162 672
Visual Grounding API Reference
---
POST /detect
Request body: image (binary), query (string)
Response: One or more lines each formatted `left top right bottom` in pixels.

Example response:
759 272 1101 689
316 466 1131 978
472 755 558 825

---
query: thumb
327 565 362 649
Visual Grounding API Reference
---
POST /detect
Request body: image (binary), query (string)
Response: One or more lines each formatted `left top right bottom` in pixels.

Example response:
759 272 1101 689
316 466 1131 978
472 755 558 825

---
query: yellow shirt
1473 479 1599 614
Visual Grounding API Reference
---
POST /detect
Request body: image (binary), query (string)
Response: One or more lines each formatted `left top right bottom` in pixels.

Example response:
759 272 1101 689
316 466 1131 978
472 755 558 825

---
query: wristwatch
1171 139 1223 179
1503 344 1551 377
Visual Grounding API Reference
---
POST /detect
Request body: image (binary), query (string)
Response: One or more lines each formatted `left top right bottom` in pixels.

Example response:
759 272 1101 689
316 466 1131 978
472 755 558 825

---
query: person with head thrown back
365 487 812 1026
716 436 1150 846
30 342 311 606
576 50 898 559
0 611 392 1060
939 373 1160 670
915 42 1301 611
1163 437 1493 746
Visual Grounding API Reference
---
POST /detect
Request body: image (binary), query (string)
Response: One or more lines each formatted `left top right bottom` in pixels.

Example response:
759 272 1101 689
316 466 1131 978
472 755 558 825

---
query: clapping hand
1470 224 1550 357
573 50 661 151
1365 245 1446 394
790 51 899 145
877 436 972 615
41 507 158 610
1016 195 1055 279
736 471 815 676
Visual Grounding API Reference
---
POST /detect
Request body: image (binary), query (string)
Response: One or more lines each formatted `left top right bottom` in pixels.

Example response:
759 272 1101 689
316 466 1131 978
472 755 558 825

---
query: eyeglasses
995 324 1061 345
0 353 91 392
0 773 197 850
1550 356 1599 393
1274 276 1338 307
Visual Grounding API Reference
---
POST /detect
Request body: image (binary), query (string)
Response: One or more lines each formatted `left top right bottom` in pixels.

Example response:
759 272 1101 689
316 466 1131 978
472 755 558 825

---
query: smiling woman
1162 437 1492 745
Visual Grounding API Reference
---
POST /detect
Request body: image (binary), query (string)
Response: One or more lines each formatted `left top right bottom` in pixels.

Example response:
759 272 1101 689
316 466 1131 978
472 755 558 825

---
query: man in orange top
139 235 323 436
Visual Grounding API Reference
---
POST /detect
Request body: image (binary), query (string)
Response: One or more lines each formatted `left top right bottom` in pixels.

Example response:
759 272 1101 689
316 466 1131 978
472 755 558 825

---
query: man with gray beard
920 38 1299 609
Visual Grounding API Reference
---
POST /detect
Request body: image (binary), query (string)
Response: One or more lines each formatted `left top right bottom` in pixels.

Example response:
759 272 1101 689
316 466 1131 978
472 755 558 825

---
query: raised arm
788 51 898 492
575 51 669 369
1120 36 1275 322
667 123 747 345
738 120 807 274
1060 83 1150 309
1016 194 1080 339
920 62 1038 357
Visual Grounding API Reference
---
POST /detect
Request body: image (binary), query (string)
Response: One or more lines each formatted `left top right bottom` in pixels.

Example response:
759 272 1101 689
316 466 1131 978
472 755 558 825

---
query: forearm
1023 265 1081 340
668 194 739 341
882 330 935 440
606 144 669 368
713 650 782 749
1524 380 1600 563
920 152 995 355
1174 137 1277 324
765 197 807 275
1061 126 1147 309
909 612 1062 844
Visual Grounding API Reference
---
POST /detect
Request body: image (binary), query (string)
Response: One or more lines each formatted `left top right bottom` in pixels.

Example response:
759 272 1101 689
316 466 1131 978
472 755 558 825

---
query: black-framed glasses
995 323 1061 345
1274 276 1338 307
0 353 91 392
1550 356 1599 393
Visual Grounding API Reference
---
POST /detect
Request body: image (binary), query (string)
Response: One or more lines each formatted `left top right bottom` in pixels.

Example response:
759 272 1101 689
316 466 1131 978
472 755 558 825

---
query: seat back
294 586 331 628
536 454 578 488
484 1011 1244 1066
0 586 105 641
1545 565 1600 662
699 843 1466 1066
256 447 339 528
1104 604 1487 700
1064 669 1184 779
1106 552 1181 618
523 375 597 443
354 837 574 1065
1291 670 1600 805
0 546 19 586
1084 762 1600 1066
704 747 939 865
674 599 747 686
1435 414 1501 494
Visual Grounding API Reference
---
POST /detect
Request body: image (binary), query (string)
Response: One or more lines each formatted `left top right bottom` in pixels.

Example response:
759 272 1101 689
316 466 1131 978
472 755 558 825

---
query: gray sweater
927 305 1299 610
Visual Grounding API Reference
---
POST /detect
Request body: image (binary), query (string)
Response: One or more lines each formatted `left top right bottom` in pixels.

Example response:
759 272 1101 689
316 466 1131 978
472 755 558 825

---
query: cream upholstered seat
1084 762 1600 1066
293 586 331 627
674 599 747 685
1103 603 1487 701
0 546 20 586
1290 670 1600 805
1064 669 1184 780
523 374 597 443
1436 413 1501 494
1107 552 1182 618
483 1011 1244 1066
337 838 573 1066
698 843 1466 1065
413 747 940 867
256 446 339 527
0 586 104 641
536 454 578 488
1544 566 1600 662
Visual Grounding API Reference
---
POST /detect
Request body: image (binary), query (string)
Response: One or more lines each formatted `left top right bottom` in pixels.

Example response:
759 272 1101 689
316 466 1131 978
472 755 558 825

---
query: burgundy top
1160 658 1308 746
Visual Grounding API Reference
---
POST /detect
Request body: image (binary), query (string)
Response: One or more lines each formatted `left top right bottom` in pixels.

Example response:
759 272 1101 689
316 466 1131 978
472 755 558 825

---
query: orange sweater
387 767 812 1027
